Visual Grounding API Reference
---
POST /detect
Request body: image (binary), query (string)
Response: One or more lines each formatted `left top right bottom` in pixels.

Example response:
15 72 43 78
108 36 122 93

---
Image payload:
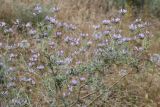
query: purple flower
112 34 122 40
56 60 65 65
98 40 108 47
71 79 78 86
33 4 42 15
102 20 111 25
19 77 35 85
48 41 55 48
56 31 62 37
68 24 77 30
129 24 137 31
80 77 86 81
76 61 81 65
28 29 36 36
103 30 110 36
64 57 72 64
137 33 145 39
32 53 40 58
119 37 132 43
45 16 57 24
28 62 35 67
49 17 57 24
68 85 73 92
93 32 103 39
64 36 80 46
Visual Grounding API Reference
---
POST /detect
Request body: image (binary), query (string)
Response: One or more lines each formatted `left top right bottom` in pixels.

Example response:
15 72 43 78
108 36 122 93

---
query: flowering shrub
0 2 160 107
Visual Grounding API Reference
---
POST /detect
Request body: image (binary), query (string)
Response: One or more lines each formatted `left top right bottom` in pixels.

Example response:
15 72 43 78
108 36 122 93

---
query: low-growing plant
0 1 160 107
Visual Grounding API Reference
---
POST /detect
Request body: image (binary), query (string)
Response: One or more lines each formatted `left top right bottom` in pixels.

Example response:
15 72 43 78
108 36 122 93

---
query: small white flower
135 18 142 23
48 41 55 48
26 22 32 28
111 18 120 23
80 33 88 38
119 9 127 14
87 40 92 46
0 21 6 27
50 7 60 13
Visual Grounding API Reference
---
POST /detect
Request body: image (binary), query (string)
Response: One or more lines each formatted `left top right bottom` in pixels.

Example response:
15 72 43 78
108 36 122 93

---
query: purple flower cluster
33 4 42 15
64 36 80 46
45 16 57 24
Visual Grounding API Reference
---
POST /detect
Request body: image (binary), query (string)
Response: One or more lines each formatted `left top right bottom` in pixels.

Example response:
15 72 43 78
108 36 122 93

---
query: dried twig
87 71 130 106
70 84 85 107
81 91 98 99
